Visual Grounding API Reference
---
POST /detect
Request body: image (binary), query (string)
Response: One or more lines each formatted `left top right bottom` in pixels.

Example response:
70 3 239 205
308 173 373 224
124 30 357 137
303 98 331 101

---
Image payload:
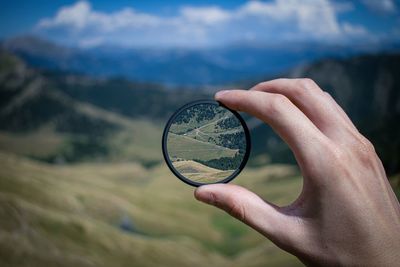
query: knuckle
255 78 289 90
360 137 376 153
324 91 333 100
356 136 377 162
296 78 318 90
290 82 309 99
324 135 378 171
274 93 290 103
268 94 290 112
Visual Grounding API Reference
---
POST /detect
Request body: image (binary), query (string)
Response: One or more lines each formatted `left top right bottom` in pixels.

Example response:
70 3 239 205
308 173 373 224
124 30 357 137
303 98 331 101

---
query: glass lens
164 102 248 185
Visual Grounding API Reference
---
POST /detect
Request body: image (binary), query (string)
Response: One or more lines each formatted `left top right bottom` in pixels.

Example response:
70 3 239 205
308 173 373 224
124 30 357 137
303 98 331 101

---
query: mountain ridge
1 49 399 175
4 35 399 87
248 53 400 174
0 50 206 164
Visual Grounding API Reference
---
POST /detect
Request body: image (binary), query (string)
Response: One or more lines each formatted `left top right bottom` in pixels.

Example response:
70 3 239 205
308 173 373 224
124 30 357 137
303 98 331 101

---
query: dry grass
0 151 303 267
0 126 64 157
172 160 234 183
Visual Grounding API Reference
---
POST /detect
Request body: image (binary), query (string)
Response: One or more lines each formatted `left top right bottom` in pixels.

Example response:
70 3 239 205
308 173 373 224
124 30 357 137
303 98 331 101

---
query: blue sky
1 0 400 48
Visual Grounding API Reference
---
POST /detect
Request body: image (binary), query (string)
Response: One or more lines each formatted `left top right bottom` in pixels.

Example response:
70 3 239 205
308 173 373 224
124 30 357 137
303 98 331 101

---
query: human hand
194 79 400 266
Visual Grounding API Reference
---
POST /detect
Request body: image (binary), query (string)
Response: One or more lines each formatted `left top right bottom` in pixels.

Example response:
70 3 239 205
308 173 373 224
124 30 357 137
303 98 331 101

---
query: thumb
194 184 301 251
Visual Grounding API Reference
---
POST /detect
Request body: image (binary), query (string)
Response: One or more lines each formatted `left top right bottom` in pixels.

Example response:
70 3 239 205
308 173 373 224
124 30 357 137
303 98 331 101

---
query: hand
194 79 400 266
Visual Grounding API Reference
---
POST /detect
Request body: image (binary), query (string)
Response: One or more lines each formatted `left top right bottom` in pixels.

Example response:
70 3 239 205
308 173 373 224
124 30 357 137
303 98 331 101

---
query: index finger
215 90 330 172
251 79 358 140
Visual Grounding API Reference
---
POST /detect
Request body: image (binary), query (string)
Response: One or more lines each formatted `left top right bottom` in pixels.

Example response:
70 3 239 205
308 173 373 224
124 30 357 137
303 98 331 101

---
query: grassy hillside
0 50 208 165
172 160 235 183
167 133 238 161
0 152 303 267
2 51 399 176
1 49 400 267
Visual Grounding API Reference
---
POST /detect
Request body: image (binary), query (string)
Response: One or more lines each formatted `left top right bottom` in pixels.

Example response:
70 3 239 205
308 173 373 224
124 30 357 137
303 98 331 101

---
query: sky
1 0 400 48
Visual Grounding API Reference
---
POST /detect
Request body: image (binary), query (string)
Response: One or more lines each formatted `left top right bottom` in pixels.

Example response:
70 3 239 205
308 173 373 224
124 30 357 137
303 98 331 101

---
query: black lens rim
162 99 251 187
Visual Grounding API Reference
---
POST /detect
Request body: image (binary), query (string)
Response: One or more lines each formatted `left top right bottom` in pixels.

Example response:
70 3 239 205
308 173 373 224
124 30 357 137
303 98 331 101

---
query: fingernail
215 90 230 99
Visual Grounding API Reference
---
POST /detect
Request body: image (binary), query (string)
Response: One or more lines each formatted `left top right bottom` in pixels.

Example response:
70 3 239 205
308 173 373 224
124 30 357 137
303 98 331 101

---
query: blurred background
0 0 399 266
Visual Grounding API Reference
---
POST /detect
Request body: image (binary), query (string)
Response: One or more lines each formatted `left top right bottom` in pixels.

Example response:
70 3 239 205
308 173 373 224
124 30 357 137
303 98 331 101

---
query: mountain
0 50 208 164
1 45 399 267
293 54 400 175
0 49 210 125
248 53 400 175
4 35 398 87
1 48 399 175
0 49 304 267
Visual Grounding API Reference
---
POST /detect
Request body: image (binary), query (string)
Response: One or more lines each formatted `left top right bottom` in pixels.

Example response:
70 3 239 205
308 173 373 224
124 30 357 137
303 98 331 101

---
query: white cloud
38 1 91 30
37 1 160 33
237 0 343 38
180 6 231 25
35 0 371 48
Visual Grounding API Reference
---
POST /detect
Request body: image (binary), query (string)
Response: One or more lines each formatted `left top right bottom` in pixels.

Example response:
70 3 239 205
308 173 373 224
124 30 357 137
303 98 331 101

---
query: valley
166 103 246 182
0 46 399 267
0 151 303 267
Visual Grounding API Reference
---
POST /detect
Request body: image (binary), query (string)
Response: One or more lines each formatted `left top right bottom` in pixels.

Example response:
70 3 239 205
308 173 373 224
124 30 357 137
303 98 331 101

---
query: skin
194 78 400 266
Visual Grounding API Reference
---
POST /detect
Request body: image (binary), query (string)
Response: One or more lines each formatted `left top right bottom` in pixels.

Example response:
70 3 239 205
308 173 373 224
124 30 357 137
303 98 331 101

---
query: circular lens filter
162 100 251 187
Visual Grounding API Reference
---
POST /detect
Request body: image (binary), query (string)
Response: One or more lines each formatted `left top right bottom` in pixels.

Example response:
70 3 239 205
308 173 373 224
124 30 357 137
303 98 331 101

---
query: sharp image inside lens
163 101 250 186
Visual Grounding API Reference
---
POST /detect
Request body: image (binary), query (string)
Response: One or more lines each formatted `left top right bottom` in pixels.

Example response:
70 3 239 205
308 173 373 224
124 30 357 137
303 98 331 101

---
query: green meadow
167 133 238 162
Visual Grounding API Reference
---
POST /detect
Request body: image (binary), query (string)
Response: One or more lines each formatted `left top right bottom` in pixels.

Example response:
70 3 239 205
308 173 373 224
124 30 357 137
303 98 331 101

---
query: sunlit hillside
0 50 305 266
1 48 400 267
0 151 304 267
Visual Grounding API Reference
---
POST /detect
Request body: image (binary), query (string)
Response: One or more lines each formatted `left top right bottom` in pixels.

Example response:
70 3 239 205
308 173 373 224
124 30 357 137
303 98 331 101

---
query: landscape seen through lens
167 104 246 183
